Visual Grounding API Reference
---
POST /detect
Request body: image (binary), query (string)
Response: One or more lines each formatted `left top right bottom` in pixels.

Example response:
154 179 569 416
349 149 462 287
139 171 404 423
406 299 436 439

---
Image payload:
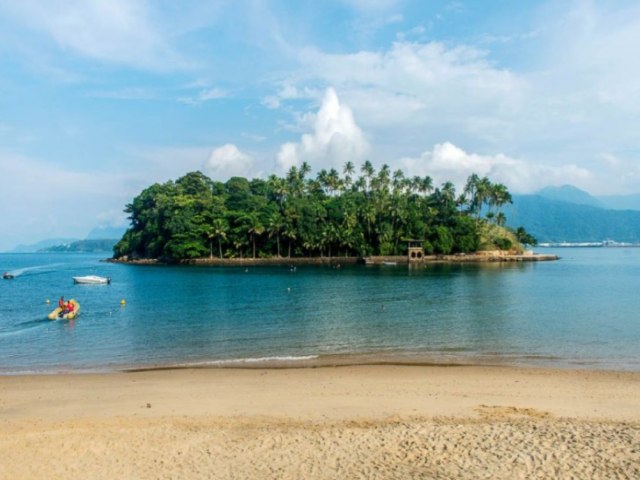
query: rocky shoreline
108 251 558 266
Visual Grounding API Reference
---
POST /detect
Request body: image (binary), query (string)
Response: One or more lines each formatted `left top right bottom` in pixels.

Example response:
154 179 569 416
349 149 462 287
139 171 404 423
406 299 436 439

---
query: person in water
58 296 67 318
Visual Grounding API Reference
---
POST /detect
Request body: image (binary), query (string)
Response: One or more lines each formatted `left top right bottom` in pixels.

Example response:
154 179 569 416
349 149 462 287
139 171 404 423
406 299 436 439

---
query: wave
185 355 319 367
121 355 322 371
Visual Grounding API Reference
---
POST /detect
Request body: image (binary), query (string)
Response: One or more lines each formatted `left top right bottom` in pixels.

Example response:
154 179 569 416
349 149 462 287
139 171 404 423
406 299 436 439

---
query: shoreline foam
3 349 639 376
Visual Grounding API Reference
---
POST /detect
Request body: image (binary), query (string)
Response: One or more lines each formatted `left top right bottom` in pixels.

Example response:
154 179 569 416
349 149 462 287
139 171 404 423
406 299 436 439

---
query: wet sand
1 365 638 479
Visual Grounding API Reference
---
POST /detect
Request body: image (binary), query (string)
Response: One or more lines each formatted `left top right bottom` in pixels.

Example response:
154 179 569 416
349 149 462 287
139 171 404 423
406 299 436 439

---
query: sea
1 248 639 374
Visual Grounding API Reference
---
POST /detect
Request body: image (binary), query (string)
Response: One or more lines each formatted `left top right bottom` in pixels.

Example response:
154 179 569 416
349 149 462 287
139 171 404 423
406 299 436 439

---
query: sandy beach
1 365 639 479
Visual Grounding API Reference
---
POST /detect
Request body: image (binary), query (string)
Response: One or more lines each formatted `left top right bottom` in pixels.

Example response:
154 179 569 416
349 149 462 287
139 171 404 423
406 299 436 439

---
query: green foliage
494 237 513 251
452 216 480 253
114 167 523 261
514 226 538 246
477 221 523 253
431 226 454 254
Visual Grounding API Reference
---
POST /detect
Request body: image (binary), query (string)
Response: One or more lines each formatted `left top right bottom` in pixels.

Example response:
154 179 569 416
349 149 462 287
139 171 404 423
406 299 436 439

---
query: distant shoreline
108 251 559 266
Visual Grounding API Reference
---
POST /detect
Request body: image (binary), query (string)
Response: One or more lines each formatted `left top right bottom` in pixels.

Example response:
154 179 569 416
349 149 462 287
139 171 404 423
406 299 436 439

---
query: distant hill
534 184 640 211
537 185 605 208
7 225 126 253
10 238 80 253
39 238 119 253
506 195 640 243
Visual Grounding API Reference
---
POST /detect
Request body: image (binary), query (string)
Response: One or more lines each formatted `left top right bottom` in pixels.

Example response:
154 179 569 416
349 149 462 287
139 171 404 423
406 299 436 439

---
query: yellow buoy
120 299 126 306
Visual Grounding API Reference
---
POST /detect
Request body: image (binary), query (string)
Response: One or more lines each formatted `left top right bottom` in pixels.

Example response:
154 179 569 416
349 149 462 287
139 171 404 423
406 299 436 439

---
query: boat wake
7 263 66 278
0 318 48 338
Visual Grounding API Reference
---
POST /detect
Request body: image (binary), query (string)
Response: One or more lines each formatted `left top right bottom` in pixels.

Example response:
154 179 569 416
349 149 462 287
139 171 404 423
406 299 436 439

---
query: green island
113 162 543 264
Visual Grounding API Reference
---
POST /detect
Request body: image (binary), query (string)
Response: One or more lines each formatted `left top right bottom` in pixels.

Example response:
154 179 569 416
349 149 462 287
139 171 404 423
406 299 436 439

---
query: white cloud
203 144 256 180
1 0 188 70
262 84 318 109
178 87 228 105
290 41 526 152
398 142 592 194
275 88 369 172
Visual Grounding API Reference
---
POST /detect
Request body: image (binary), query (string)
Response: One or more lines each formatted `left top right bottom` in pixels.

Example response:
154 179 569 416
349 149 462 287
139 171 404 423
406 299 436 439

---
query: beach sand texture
1 365 639 479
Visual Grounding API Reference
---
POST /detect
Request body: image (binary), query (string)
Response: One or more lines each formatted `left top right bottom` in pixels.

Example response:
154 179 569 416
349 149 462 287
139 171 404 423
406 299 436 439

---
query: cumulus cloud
203 144 256 180
286 41 526 156
276 88 369 172
398 142 592 194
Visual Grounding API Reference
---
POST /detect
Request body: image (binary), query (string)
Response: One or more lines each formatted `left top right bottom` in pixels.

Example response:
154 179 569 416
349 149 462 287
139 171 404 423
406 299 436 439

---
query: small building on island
406 240 424 262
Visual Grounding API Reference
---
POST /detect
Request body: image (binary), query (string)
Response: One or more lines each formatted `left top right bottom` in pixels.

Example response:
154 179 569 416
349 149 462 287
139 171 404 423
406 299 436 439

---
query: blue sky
1 0 639 250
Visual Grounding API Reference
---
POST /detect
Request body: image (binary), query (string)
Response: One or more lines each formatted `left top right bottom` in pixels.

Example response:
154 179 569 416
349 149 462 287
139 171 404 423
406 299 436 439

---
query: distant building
407 240 424 262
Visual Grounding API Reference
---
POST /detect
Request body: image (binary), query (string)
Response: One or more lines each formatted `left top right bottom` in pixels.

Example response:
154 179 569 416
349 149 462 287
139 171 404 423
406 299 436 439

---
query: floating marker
120 299 126 305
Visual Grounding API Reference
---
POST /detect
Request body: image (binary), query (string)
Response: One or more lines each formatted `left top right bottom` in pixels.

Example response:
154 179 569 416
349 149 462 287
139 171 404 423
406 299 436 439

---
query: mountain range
506 185 640 243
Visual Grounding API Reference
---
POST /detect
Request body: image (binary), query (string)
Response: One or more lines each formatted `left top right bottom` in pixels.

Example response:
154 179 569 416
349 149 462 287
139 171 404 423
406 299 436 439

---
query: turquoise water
1 249 639 373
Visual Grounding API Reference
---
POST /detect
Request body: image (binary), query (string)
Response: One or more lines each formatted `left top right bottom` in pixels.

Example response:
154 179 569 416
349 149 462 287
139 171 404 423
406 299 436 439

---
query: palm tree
488 183 512 216
267 211 285 257
392 169 405 194
441 181 456 203
361 160 375 193
317 169 329 195
210 218 228 259
267 174 288 206
282 207 299 258
246 214 265 259
343 161 355 191
327 168 341 196
300 161 312 181
421 176 433 196
463 173 481 216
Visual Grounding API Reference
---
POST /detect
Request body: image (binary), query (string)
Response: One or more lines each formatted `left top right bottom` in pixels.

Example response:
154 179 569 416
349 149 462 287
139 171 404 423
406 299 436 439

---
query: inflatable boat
48 299 80 320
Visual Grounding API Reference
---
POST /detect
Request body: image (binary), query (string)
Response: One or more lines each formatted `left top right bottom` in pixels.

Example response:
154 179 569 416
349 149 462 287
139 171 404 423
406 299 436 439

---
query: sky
1 0 639 251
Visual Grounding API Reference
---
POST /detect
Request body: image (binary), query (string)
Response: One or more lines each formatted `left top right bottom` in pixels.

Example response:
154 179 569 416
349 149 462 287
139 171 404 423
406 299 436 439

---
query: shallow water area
1 248 639 374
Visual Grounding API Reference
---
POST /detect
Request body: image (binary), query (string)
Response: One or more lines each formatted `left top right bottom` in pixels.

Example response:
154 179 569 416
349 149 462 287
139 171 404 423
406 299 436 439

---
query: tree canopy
114 165 532 261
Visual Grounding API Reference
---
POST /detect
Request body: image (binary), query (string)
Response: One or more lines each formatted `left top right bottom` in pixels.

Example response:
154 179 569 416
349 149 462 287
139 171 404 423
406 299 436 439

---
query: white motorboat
72 275 111 285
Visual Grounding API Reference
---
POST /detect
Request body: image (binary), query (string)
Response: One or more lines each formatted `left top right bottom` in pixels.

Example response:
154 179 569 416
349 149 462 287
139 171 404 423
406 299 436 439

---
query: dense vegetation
114 163 532 261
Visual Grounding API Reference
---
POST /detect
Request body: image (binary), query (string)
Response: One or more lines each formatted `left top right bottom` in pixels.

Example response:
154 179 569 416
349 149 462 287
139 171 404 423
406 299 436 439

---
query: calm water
1 248 639 374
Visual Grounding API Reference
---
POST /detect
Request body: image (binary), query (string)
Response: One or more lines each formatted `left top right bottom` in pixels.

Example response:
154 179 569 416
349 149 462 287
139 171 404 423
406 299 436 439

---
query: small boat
72 275 111 285
3 272 14 279
48 299 80 320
